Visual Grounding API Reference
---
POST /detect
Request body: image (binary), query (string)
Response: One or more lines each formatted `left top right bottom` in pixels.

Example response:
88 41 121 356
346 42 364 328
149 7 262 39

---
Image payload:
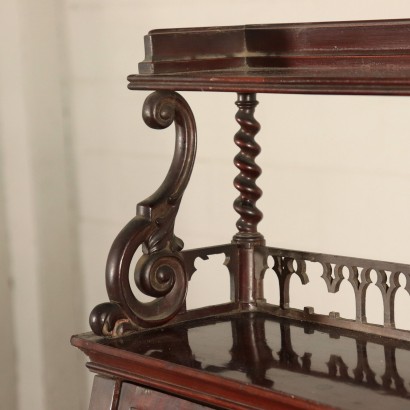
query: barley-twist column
230 93 266 308
233 93 263 244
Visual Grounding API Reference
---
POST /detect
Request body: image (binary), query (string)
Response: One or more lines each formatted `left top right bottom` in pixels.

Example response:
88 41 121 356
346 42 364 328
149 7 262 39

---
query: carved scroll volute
90 91 197 336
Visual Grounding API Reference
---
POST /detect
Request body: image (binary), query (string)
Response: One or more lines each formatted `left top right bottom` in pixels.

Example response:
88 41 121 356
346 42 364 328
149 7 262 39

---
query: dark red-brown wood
130 19 410 95
73 312 410 410
90 18 410 342
74 18 410 410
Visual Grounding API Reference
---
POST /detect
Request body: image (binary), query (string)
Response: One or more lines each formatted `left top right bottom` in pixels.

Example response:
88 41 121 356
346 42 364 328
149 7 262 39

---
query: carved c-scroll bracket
90 91 197 336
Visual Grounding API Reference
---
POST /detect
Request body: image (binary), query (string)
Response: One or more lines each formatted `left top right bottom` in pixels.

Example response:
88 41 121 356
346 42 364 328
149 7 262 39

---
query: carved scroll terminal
90 91 197 336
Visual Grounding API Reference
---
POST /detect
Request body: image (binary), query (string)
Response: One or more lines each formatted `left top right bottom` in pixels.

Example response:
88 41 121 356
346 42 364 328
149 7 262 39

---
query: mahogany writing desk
72 19 410 409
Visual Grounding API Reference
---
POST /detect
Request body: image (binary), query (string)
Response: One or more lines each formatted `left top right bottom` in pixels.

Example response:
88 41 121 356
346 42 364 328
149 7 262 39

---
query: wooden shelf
72 312 410 410
128 19 410 95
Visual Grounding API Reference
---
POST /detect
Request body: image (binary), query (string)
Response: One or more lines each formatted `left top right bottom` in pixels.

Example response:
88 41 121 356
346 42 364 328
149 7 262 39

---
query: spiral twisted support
90 91 196 336
230 93 267 308
233 93 264 244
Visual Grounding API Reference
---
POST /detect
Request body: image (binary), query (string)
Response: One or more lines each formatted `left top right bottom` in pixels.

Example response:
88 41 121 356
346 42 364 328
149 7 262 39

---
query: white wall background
1 1 410 409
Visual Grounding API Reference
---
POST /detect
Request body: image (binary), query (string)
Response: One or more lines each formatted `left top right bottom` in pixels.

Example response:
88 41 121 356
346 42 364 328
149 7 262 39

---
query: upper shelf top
128 19 410 95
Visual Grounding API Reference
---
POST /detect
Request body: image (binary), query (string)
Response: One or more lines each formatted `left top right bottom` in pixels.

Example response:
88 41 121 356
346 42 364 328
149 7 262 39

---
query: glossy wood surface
72 312 410 409
129 19 410 95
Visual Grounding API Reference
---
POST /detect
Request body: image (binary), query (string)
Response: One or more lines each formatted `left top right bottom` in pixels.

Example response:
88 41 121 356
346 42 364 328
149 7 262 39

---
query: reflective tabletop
92 312 410 410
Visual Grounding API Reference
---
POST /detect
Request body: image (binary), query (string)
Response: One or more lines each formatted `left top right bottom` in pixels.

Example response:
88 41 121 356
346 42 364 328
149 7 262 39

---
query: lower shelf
72 311 410 410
